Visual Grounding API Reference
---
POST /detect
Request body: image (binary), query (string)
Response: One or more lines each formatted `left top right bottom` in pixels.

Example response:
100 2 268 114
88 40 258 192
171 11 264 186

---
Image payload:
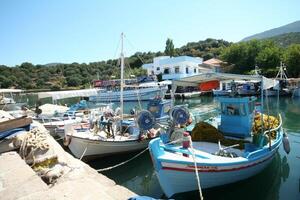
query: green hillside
266 32 300 47
242 20 300 41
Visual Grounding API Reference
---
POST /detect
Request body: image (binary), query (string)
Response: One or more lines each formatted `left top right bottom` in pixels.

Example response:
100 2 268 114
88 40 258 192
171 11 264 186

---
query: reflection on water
169 153 291 200
88 152 164 198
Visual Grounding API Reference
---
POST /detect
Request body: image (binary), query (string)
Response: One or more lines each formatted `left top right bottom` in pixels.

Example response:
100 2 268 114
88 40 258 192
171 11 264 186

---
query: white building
142 56 213 80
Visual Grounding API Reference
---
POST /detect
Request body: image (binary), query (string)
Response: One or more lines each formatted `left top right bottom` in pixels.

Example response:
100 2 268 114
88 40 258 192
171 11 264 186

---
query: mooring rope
188 136 204 200
96 147 149 172
79 146 88 161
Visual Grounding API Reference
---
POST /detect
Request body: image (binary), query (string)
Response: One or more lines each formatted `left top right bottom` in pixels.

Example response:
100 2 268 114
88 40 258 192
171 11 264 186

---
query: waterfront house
142 56 213 80
201 58 225 73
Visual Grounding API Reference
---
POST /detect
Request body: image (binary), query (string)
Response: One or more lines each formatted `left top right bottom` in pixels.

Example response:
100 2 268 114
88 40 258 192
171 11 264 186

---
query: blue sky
0 0 299 66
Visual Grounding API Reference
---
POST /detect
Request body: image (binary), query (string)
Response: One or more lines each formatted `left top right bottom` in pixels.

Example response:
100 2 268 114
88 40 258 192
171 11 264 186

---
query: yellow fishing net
191 121 245 149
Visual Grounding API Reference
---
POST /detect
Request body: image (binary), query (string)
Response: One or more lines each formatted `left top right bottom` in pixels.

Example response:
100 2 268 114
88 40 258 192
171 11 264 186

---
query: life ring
63 135 72 146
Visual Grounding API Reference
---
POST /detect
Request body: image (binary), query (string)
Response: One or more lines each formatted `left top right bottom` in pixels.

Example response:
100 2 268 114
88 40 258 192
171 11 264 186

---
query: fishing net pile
191 121 245 149
252 113 279 139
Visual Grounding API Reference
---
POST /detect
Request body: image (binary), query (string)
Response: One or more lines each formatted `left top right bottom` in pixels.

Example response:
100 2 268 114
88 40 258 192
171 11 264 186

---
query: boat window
164 68 170 74
222 103 242 116
164 105 171 114
194 68 196 73
149 106 159 113
156 67 160 71
239 103 246 116
227 104 238 115
186 67 189 74
249 102 255 113
175 67 180 74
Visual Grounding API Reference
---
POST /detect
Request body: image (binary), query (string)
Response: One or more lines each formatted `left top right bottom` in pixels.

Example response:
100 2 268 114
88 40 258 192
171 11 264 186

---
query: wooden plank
0 116 32 132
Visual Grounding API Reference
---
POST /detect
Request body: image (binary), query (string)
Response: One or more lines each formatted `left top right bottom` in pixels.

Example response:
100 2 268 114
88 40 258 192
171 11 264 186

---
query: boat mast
120 33 124 122
276 62 288 80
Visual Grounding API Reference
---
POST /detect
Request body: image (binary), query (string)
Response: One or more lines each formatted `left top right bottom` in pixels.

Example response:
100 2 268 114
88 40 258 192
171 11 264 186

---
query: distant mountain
265 32 300 47
241 20 300 41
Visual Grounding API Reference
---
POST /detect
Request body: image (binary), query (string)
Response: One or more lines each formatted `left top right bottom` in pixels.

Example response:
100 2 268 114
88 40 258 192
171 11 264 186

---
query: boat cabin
147 98 171 119
218 96 256 138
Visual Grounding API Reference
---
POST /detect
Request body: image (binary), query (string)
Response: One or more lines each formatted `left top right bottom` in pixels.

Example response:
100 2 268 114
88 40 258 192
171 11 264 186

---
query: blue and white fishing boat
149 72 288 198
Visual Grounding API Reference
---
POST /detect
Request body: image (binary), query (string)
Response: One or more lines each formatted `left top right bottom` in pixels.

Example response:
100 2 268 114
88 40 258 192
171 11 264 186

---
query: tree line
221 40 300 77
0 37 299 90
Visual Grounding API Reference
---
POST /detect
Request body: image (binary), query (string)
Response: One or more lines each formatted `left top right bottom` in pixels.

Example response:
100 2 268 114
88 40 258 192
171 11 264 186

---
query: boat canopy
38 89 100 100
0 89 22 93
172 72 278 90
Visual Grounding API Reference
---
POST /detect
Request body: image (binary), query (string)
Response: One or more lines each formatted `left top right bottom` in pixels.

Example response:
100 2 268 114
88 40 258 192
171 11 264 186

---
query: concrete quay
0 132 136 200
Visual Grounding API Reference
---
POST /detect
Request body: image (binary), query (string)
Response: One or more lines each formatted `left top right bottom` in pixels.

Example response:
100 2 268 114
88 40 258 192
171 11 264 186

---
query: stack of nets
191 121 246 149
252 113 279 139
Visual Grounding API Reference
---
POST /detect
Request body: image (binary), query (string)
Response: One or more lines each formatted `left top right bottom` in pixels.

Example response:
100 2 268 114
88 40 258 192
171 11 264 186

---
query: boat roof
172 72 277 90
38 88 100 100
0 89 22 93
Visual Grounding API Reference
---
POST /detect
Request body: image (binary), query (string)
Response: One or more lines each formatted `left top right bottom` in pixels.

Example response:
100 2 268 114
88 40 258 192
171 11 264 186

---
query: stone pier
0 135 136 200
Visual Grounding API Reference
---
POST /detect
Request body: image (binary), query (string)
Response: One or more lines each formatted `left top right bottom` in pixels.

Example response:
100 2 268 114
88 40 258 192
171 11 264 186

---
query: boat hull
149 134 282 197
293 87 300 97
89 87 167 102
212 89 231 96
156 152 275 197
68 135 151 160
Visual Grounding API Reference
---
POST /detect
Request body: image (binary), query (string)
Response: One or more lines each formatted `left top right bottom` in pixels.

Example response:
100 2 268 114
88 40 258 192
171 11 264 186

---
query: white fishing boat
212 81 232 96
264 62 292 97
89 86 167 102
35 90 111 137
0 89 26 114
64 33 169 160
149 72 289 198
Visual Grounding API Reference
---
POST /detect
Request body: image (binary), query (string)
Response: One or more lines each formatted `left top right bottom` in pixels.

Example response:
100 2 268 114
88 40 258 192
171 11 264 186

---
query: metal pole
120 33 124 132
261 76 264 135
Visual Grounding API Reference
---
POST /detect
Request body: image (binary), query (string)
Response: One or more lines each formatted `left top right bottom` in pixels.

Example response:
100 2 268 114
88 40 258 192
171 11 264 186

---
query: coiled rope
19 128 50 166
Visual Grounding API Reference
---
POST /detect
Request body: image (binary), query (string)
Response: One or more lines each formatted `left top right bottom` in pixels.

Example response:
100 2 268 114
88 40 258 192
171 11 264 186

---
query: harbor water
15 95 300 199
87 96 300 200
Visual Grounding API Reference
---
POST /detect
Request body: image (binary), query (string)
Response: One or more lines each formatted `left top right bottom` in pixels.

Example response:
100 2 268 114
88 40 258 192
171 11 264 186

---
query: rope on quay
96 147 149 172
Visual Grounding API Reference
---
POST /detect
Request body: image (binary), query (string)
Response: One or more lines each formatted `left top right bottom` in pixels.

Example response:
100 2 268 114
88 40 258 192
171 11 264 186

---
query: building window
164 68 170 74
175 66 180 74
156 67 160 71
194 68 196 73
186 67 189 74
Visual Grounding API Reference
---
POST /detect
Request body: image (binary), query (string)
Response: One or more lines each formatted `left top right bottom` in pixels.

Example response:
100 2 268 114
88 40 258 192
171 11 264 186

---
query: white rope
55 137 64 141
188 136 204 200
96 147 149 172
79 146 88 161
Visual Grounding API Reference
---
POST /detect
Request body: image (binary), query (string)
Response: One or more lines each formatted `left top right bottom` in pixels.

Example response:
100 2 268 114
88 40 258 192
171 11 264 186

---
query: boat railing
161 144 209 159
263 114 282 136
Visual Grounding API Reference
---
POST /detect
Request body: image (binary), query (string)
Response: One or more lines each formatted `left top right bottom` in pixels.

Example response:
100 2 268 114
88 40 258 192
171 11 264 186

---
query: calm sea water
17 94 300 200
87 96 300 200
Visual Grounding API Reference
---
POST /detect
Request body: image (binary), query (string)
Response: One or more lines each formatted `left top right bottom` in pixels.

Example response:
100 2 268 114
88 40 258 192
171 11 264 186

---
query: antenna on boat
120 32 124 125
